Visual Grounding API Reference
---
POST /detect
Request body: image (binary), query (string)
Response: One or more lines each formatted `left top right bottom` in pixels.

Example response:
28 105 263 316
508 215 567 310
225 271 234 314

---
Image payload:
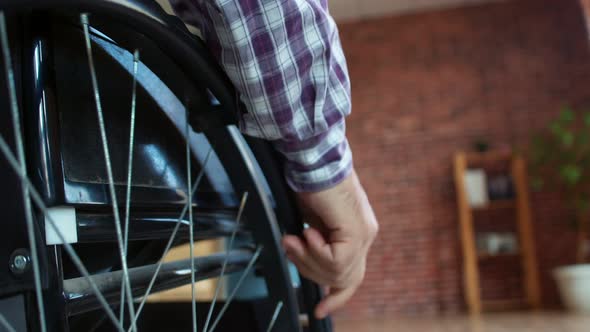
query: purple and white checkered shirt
170 0 353 192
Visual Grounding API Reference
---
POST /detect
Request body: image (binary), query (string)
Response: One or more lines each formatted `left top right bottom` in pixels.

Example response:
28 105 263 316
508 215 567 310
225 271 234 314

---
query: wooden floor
333 312 590 332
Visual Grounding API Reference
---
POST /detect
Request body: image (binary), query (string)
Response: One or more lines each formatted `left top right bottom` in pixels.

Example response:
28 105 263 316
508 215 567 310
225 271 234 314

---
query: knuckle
365 220 379 243
369 221 379 240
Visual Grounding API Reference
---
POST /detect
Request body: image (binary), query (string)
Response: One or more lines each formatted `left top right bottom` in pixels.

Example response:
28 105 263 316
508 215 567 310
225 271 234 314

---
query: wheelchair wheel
0 1 332 331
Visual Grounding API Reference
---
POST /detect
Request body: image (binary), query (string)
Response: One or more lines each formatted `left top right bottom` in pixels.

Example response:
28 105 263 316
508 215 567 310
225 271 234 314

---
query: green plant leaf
575 197 590 213
560 164 582 186
561 131 574 147
550 122 562 136
527 106 590 223
579 130 590 145
559 108 575 124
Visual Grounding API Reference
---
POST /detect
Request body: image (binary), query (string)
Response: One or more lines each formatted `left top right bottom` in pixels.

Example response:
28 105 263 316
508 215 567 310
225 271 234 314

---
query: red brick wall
336 0 590 317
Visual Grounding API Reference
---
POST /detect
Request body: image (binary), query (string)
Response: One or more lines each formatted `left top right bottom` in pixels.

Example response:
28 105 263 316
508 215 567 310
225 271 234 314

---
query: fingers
283 228 334 266
287 256 333 286
282 226 368 318
302 227 334 263
314 286 357 319
282 234 306 257
282 234 334 285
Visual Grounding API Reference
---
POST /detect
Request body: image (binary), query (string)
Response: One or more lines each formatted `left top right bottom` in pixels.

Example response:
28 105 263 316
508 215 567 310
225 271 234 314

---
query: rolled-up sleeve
170 0 353 192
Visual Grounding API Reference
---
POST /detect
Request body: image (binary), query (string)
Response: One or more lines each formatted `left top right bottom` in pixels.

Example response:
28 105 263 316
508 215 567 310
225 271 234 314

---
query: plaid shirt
169 0 353 192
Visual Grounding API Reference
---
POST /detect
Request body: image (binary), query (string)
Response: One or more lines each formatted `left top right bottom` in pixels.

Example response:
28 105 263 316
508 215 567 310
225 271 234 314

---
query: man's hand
282 170 378 319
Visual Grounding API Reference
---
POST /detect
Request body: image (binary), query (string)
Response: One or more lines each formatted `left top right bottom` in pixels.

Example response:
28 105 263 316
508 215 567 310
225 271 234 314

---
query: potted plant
527 108 590 312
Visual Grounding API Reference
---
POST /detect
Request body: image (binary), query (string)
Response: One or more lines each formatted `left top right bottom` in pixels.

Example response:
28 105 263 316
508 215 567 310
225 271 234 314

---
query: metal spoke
0 12 47 332
0 313 16 332
203 192 249 332
80 13 136 331
265 301 284 332
185 106 197 332
207 246 263 332
119 49 140 325
128 149 213 331
0 134 123 332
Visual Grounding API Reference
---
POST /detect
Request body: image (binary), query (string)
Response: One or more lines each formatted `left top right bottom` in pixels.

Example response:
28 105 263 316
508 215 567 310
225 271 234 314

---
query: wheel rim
0 3 307 331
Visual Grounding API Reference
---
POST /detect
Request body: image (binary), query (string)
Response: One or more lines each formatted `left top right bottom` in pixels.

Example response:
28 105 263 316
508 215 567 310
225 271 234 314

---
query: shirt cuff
271 120 353 192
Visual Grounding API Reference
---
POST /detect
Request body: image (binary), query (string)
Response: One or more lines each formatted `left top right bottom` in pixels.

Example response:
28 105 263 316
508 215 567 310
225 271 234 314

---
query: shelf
472 199 515 211
477 252 520 261
482 298 527 311
465 150 512 165
454 151 541 314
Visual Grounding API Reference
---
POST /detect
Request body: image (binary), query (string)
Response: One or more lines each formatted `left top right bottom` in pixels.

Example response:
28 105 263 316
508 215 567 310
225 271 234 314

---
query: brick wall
336 0 590 317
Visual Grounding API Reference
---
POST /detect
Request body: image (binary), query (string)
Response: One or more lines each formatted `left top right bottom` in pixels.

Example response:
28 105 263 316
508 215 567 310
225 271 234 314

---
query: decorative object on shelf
527 108 590 312
476 232 519 256
473 138 490 153
487 173 515 201
464 169 489 208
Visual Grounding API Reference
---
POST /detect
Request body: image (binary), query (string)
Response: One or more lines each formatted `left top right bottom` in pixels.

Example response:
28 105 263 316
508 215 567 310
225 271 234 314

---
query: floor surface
333 312 590 332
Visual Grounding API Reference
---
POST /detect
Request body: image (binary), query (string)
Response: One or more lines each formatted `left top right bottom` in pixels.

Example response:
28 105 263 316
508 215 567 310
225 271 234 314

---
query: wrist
297 169 379 243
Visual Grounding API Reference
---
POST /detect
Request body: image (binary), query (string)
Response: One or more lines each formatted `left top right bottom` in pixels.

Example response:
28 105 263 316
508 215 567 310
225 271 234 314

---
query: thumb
314 286 356 319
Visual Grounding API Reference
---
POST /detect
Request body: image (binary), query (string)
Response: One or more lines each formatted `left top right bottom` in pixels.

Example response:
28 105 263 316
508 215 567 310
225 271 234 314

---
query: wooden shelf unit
477 252 520 261
481 298 527 312
471 199 515 212
453 151 541 314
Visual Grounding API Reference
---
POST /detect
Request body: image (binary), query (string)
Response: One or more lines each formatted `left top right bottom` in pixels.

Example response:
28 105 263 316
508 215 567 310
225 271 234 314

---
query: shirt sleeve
169 0 353 192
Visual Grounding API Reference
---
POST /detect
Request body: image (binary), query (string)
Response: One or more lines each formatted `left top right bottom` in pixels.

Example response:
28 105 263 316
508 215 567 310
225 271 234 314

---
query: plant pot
553 264 590 313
